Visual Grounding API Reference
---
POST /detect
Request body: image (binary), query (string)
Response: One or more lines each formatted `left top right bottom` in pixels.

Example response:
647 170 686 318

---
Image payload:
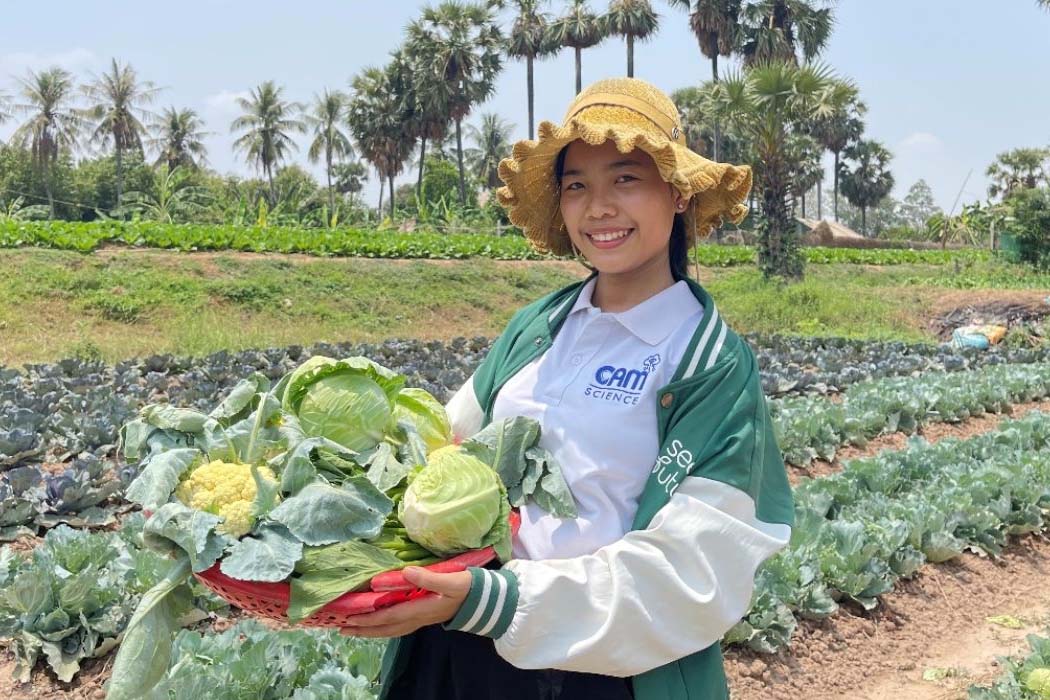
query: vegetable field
3 333 1050 699
0 220 993 266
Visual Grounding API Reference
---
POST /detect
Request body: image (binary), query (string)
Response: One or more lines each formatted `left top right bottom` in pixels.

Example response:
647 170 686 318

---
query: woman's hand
339 567 472 638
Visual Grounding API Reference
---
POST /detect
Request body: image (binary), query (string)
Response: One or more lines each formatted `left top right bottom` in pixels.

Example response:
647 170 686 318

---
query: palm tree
332 160 369 209
666 0 741 161
838 138 894 236
465 112 515 188
506 0 561 139
985 147 1050 200
806 84 863 221
230 81 306 205
0 91 10 126
388 46 447 203
552 0 610 95
305 88 355 224
347 65 415 220
406 1 504 205
784 133 823 218
149 106 210 171
119 164 212 223
82 58 160 210
605 0 659 77
9 67 84 219
707 61 844 279
738 0 835 67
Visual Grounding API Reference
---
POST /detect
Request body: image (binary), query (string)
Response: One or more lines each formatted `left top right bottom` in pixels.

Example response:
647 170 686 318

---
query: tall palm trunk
627 35 634 77
711 55 722 162
817 178 822 220
455 117 467 205
801 190 806 218
326 148 335 227
527 55 536 140
759 144 803 280
44 166 56 220
115 145 124 210
575 47 582 95
389 174 395 221
833 150 840 221
861 206 867 236
266 163 276 207
377 167 384 213
417 136 427 200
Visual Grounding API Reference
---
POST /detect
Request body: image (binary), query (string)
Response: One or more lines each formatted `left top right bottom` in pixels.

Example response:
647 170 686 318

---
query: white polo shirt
491 276 704 561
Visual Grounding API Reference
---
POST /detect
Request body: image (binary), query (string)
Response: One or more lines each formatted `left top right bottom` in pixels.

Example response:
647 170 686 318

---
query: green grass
0 248 583 366
1 248 1047 367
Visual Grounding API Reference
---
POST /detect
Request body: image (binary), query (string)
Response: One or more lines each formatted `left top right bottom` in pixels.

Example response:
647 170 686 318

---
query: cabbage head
394 388 452 453
399 446 511 561
282 356 402 454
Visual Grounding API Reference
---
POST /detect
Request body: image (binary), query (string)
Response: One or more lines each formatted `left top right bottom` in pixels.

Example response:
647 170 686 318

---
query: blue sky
1 1 1048 213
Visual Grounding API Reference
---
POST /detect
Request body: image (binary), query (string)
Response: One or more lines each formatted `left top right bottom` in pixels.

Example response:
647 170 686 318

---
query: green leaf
140 404 210 434
208 372 271 422
364 441 413 493
220 523 303 582
104 556 191 700
142 503 230 573
287 540 403 622
125 448 201 509
269 479 392 546
250 464 281 520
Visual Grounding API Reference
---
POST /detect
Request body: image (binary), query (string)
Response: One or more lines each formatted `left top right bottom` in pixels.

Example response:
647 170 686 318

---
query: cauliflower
174 460 278 537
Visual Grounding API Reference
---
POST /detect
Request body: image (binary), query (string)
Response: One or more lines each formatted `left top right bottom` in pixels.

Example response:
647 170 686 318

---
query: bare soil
787 398 1050 485
726 533 1050 700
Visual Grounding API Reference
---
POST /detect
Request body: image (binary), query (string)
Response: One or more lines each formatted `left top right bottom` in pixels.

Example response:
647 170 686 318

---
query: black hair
554 145 691 281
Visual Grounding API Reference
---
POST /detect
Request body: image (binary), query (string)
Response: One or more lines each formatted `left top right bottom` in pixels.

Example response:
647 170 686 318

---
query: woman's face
558 139 687 277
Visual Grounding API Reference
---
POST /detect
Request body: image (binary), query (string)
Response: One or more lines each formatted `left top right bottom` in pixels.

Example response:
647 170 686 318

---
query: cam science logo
584 354 660 406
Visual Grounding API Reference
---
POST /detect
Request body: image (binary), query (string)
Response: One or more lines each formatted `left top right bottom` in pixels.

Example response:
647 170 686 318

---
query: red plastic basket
192 510 521 627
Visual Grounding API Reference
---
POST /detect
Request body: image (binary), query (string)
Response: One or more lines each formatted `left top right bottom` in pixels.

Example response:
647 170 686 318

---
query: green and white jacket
380 273 795 700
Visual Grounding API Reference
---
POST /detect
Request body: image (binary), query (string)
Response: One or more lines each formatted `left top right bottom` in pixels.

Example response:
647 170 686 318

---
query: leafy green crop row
0 513 222 683
727 410 1050 654
0 220 989 265
967 631 1050 699
770 363 1050 466
142 619 384 700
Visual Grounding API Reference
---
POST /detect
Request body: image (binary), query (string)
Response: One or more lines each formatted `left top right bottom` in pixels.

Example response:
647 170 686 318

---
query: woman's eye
617 175 637 183
565 182 582 191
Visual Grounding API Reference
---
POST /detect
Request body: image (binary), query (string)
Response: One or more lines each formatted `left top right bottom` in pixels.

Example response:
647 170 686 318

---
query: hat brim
495 110 752 257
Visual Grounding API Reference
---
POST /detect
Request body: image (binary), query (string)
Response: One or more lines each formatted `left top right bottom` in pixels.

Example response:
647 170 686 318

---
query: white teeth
590 229 631 242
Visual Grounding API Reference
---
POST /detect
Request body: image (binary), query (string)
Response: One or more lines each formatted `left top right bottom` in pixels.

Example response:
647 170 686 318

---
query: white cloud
898 131 943 150
0 48 102 79
203 89 251 118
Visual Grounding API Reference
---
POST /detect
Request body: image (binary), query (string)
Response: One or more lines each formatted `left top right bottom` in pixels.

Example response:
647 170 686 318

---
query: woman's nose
585 189 617 219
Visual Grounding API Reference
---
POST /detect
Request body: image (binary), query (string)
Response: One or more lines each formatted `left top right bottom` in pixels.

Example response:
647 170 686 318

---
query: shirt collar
569 276 703 346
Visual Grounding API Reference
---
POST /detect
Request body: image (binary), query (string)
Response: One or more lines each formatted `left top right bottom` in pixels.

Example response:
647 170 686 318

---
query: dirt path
727 533 1050 700
787 398 1050 485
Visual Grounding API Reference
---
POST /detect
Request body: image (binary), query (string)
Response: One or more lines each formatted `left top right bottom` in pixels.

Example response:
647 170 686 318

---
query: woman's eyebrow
562 158 645 177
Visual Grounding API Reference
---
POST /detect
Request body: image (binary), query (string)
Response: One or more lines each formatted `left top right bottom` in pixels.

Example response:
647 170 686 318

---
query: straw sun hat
495 77 752 257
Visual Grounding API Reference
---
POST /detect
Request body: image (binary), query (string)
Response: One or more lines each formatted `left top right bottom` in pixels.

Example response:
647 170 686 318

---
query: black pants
385 623 636 700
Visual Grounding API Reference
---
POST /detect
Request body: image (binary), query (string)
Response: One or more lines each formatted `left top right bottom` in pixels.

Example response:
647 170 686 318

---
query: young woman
341 78 795 700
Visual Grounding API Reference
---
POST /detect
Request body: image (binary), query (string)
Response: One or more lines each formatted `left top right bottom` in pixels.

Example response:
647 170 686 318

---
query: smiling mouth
586 228 634 243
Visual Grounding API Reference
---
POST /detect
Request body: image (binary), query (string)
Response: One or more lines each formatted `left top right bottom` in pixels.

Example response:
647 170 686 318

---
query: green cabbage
281 356 402 453
399 446 511 561
394 388 452 453
1027 668 1050 699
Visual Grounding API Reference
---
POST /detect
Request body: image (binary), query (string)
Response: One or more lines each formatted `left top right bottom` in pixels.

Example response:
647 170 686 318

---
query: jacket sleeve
444 371 485 442
443 350 794 676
